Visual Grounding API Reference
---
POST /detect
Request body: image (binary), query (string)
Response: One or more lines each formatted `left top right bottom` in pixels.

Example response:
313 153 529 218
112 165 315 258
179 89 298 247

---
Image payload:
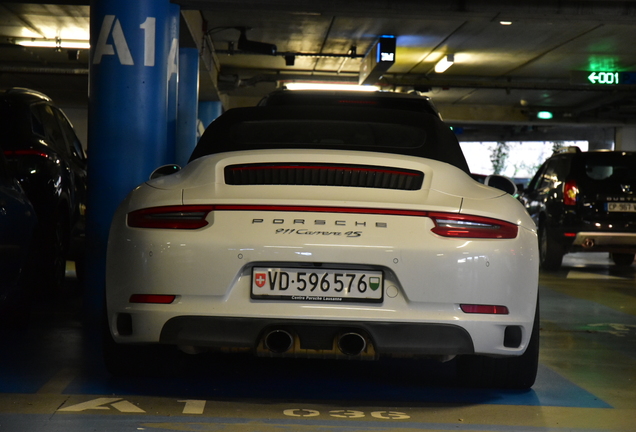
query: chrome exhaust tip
338 332 367 356
582 238 595 249
264 329 294 354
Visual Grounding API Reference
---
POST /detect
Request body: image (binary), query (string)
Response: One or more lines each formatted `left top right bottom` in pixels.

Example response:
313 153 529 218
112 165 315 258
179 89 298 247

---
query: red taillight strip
126 204 518 239
4 149 50 158
460 304 509 314
129 294 176 304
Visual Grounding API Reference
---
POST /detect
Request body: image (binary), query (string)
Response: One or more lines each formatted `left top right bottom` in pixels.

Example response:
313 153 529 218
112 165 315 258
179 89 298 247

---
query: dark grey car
1 88 87 292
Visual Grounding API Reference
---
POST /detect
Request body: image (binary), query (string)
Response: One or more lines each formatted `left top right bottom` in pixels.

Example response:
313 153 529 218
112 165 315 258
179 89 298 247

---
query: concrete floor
0 253 635 432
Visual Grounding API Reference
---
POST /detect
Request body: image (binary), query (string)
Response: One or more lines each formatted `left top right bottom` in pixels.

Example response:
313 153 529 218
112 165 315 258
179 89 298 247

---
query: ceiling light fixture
499 21 513 25
14 37 90 50
434 54 454 73
284 83 380 92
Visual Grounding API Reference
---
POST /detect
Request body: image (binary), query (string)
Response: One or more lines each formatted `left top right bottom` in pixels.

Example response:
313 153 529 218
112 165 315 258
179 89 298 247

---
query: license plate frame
606 202 636 212
251 267 383 303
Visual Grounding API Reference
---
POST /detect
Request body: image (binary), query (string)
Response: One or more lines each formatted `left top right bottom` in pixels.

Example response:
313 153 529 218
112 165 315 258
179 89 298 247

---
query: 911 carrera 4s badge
251 267 383 303
275 228 362 237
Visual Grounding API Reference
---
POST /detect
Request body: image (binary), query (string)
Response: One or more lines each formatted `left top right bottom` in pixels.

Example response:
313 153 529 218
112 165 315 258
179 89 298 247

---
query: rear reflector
129 294 176 304
429 213 518 239
460 304 509 314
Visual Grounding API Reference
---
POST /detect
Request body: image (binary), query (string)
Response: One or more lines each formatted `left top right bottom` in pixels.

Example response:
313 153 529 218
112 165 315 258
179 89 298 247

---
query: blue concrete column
198 100 223 130
166 9 180 163
85 0 180 321
175 47 200 167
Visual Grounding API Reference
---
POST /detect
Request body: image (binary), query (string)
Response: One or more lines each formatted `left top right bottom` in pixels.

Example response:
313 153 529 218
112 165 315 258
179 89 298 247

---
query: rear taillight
126 205 518 239
127 205 214 229
460 304 509 314
563 180 578 206
3 149 51 159
429 213 518 239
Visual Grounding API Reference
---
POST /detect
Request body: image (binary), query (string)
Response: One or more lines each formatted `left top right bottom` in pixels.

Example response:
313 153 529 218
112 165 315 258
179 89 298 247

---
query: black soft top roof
189 105 469 173
258 90 440 117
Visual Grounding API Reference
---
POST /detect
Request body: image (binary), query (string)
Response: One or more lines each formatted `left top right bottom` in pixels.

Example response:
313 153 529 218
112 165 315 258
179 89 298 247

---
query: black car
0 149 37 322
519 147 636 270
1 88 87 292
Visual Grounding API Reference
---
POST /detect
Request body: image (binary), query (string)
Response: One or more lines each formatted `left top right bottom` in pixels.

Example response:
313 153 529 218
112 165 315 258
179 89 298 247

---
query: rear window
581 153 636 182
230 119 425 149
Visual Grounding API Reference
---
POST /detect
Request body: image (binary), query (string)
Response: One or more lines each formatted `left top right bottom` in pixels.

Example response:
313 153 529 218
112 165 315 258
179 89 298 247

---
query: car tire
610 252 635 266
457 297 540 389
539 223 563 271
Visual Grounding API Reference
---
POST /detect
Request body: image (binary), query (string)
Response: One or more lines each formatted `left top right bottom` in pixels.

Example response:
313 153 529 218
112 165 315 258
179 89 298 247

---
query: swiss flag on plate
254 273 267 288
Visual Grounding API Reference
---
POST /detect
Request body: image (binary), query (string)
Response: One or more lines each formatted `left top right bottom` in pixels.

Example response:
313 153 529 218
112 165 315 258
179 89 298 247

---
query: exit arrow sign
571 71 636 85
587 71 619 84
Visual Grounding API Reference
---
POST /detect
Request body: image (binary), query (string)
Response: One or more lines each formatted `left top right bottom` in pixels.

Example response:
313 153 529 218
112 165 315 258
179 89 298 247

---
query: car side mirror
484 174 518 195
149 164 181 180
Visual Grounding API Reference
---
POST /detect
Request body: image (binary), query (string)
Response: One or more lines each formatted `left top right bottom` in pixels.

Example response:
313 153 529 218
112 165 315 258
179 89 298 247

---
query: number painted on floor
329 409 365 419
283 408 320 417
283 408 410 419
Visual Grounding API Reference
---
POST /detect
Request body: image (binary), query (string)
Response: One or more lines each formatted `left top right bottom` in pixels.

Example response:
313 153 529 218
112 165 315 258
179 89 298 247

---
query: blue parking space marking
61 362 611 409
0 373 50 394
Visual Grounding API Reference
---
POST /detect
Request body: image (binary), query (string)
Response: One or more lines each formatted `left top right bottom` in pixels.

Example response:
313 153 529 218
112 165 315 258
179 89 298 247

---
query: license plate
606 202 636 212
251 267 383 303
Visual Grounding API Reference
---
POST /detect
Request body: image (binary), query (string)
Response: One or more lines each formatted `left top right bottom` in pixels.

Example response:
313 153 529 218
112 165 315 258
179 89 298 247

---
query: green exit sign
571 71 636 85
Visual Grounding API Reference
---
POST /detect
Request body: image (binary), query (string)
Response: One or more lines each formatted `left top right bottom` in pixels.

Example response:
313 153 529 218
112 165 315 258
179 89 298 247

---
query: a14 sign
93 14 178 78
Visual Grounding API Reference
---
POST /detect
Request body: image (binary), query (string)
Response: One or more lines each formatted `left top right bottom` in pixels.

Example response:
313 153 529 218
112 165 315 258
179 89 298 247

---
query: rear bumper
571 231 636 253
156 316 475 357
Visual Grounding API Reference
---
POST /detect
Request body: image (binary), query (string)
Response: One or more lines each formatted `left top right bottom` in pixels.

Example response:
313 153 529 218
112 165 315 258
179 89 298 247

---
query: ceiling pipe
0 65 88 75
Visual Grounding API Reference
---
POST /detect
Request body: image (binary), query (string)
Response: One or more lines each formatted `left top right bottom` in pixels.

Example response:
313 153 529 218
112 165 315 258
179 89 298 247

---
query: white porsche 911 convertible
105 91 539 388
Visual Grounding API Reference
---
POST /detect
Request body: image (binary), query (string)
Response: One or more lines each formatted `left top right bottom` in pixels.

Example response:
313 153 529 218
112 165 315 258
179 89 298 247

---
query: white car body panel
106 149 538 358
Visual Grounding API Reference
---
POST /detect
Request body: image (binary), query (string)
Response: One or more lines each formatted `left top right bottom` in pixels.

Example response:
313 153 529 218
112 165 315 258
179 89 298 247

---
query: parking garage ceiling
1 0 636 142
